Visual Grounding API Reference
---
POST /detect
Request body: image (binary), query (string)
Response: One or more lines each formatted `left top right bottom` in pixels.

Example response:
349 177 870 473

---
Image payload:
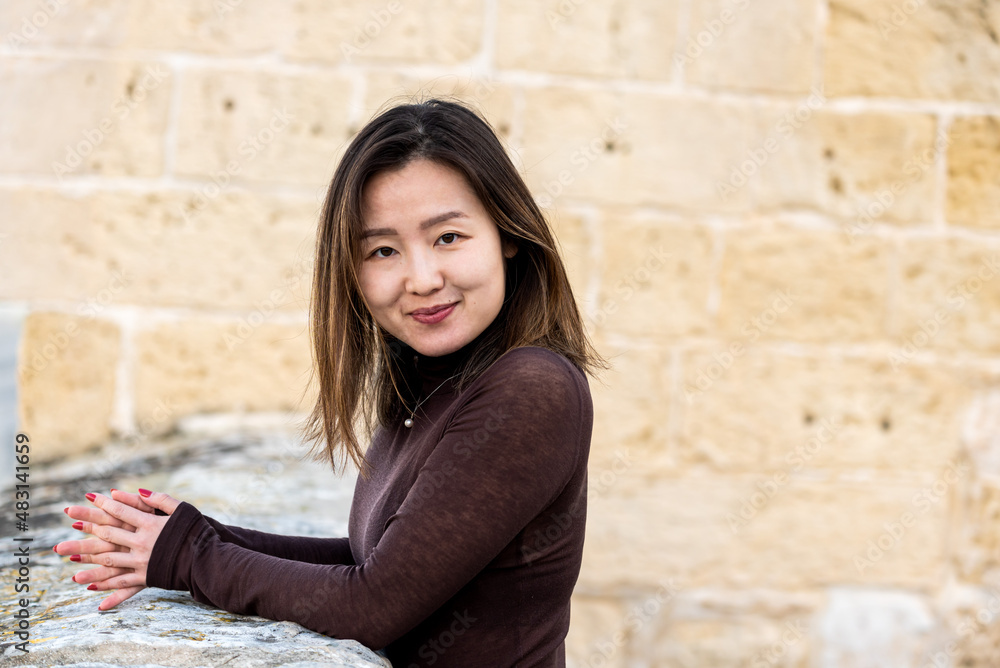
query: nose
403 247 444 296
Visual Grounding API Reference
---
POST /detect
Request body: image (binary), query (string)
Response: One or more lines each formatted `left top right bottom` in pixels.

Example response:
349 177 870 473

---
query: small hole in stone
498 123 510 135
223 98 235 111
830 176 843 193
310 123 322 136
803 413 815 425
604 141 615 152
881 418 891 431
824 148 835 160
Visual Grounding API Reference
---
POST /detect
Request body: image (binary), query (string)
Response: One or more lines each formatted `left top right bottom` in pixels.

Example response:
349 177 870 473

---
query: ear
502 239 518 259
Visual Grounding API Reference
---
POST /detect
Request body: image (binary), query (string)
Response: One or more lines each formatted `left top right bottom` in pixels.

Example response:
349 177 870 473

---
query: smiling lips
410 302 457 324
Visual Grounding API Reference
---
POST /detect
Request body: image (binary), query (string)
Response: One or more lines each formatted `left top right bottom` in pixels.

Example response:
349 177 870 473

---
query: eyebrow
361 210 467 240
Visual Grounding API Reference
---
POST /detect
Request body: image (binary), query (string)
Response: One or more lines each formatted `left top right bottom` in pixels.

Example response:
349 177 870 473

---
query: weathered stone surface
717 224 888 343
133 321 316 436
0 187 317 312
680 348 969 473
894 236 1000 354
0 58 172 178
174 69 353 186
285 0 483 65
683 0 816 94
565 597 627 668
947 115 1000 230
17 313 120 461
496 0 680 80
825 0 1000 102
595 215 713 339
0 423 385 666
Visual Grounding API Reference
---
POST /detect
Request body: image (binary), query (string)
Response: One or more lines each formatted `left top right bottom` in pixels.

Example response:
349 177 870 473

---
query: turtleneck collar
390 324 494 396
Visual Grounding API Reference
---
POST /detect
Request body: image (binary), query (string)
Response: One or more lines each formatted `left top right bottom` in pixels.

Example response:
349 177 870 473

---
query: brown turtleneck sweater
146 343 594 667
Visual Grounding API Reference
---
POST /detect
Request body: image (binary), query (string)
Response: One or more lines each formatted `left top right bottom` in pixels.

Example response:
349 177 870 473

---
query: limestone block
496 0 681 80
0 0 292 55
683 0 816 94
895 237 1000 355
133 321 316 435
17 313 119 462
285 0 482 65
579 476 949 590
947 115 1000 231
825 0 1000 102
595 215 713 339
520 88 761 212
718 225 888 343
752 110 939 228
649 616 811 667
680 348 969 472
0 58 171 178
589 339 671 478
174 69 353 186
0 187 317 313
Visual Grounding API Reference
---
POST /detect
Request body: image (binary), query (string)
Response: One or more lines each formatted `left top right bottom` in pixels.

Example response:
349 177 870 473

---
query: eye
369 246 395 259
439 232 460 245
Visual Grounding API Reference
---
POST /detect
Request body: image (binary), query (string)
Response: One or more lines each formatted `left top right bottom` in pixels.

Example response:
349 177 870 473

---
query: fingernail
71 574 77 583
70 555 81 562
52 545 58 553
72 521 83 530
85 493 96 502
138 488 152 498
63 507 69 515
110 488 117 493
87 584 98 590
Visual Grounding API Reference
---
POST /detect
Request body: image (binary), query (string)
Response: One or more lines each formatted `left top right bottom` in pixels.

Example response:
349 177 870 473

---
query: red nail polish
52 545 58 553
70 555 81 562
71 574 77 583
138 488 152 497
87 584 98 591
85 493 96 502
63 507 69 515
72 521 83 530
110 488 117 493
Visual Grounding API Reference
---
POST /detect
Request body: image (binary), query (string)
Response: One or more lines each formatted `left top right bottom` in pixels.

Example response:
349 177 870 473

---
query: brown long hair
298 96 607 477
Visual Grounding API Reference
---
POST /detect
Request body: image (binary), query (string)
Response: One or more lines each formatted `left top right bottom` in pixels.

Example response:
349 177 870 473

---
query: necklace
404 372 461 428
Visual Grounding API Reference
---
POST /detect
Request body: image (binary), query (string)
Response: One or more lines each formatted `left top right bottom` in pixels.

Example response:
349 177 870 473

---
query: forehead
360 160 485 230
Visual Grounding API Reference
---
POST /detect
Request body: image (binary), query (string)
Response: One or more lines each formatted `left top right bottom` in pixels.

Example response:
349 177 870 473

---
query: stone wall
2 0 1000 665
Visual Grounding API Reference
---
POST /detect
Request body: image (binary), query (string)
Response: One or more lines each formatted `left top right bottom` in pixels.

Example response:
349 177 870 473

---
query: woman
55 97 607 666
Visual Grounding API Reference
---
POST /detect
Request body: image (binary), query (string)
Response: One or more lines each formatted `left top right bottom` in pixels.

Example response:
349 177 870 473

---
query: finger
86 493 153 533
97 585 145 612
110 489 157 514
73 545 142 571
64 505 132 530
72 519 139 553
71 565 131 584
55 536 128 556
136 489 183 515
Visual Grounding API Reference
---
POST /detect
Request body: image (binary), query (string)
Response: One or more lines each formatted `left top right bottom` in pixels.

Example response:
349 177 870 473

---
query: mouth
410 302 458 324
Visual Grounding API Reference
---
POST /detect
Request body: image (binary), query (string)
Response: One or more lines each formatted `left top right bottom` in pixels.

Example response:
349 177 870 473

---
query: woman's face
357 158 517 358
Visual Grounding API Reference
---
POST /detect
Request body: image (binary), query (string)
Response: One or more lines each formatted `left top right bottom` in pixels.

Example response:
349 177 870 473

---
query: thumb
138 488 183 516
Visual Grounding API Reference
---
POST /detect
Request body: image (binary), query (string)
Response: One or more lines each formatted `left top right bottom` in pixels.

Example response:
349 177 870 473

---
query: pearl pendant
404 417 414 428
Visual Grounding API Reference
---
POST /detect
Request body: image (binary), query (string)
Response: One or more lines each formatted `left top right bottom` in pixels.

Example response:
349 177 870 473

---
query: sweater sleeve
198 516 355 566
145 348 589 650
